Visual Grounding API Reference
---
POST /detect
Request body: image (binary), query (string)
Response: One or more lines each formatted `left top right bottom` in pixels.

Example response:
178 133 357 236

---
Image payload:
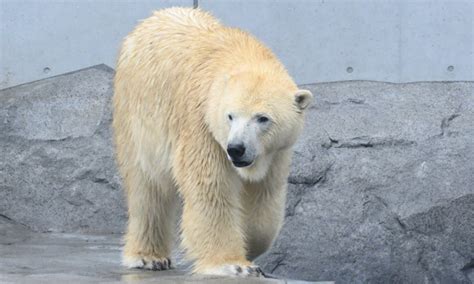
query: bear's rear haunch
113 7 312 277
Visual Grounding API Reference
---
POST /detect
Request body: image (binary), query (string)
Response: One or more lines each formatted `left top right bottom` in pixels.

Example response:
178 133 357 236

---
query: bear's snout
227 143 246 159
227 143 253 167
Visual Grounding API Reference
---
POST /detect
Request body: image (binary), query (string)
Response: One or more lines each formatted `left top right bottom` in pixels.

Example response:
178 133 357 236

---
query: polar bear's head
207 70 313 182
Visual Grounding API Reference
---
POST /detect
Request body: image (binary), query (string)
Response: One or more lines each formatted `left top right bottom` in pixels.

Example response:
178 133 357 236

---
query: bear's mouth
232 160 252 168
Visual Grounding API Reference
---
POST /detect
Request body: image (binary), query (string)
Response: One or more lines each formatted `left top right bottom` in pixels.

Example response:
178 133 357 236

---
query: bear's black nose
227 143 246 159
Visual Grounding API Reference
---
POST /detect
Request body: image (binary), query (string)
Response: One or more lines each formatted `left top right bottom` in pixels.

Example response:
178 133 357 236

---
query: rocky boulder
258 81 474 283
0 65 126 233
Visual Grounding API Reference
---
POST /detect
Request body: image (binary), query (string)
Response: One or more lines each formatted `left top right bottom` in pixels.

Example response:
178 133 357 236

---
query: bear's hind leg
122 168 178 270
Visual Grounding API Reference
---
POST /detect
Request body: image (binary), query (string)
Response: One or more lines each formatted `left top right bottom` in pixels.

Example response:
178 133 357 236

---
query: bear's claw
142 258 171 271
246 265 265 277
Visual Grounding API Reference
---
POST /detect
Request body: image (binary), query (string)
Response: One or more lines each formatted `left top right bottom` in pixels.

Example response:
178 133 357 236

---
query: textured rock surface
0 65 126 233
1 67 473 283
258 81 474 283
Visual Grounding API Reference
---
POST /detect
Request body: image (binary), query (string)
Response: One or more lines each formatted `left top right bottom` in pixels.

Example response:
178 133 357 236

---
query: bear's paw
200 264 265 277
123 255 172 271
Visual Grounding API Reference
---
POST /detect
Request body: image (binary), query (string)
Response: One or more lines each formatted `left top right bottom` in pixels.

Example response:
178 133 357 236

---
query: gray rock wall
0 65 126 233
259 81 474 283
0 67 472 283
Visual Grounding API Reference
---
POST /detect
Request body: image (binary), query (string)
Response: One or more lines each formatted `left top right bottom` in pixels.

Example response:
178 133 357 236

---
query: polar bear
113 7 312 277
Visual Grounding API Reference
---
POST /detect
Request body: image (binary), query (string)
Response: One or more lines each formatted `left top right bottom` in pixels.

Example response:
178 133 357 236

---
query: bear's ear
294 89 313 110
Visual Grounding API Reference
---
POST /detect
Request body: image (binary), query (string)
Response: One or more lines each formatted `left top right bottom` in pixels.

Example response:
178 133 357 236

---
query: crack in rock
74 169 116 188
269 253 288 273
286 162 333 217
285 194 302 218
288 172 325 186
461 259 474 277
0 213 31 229
394 216 407 230
347 98 365 104
288 160 333 186
435 104 463 137
440 113 461 137
323 136 416 149
321 97 366 106
0 213 14 222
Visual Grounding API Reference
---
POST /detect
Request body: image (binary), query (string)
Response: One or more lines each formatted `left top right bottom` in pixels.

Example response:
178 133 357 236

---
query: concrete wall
201 0 474 84
1 0 473 88
0 0 192 88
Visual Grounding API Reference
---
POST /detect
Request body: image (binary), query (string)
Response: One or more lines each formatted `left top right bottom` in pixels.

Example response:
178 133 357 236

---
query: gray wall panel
201 0 473 84
1 0 473 88
0 0 192 88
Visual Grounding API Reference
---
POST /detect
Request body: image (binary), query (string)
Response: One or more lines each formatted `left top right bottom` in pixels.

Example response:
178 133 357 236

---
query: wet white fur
113 7 312 276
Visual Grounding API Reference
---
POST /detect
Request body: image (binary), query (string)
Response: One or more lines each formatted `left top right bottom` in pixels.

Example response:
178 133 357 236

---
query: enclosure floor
0 218 329 284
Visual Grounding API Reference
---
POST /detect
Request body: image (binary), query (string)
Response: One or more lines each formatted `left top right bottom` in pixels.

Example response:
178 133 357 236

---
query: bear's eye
228 114 233 121
257 116 269 123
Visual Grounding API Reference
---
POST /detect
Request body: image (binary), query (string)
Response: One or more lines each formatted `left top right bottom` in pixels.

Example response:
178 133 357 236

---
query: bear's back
123 7 222 51
115 7 286 111
117 7 275 71
116 8 228 75
151 7 221 31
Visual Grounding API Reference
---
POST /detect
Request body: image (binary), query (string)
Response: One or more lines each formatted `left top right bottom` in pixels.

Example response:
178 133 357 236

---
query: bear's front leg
174 139 263 277
180 191 263 277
